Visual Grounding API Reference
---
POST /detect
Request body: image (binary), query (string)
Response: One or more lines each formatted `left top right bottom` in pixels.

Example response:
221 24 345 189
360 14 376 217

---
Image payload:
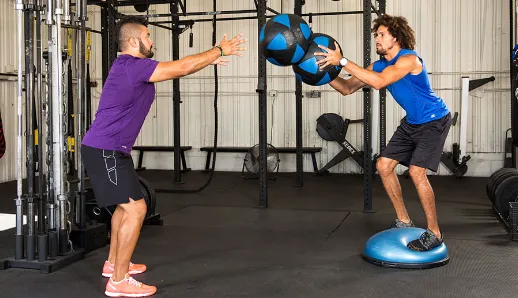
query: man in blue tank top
81 16 247 297
316 14 451 252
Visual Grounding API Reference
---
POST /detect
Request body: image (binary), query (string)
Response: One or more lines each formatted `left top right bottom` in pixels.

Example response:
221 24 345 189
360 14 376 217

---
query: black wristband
215 45 224 56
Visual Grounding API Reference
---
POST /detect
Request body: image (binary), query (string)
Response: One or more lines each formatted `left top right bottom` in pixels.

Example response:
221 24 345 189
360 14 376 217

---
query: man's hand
210 57 230 66
314 42 344 69
218 34 247 57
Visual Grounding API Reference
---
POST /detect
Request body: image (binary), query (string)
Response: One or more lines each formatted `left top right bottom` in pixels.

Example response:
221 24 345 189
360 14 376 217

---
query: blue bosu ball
362 227 449 269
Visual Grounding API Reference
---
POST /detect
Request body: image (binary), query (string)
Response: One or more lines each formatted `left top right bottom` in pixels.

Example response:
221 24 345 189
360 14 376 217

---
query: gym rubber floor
1 170 517 298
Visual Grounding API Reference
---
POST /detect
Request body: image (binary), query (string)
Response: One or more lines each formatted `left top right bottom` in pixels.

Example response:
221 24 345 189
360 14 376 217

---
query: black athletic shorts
381 113 452 172
81 144 144 208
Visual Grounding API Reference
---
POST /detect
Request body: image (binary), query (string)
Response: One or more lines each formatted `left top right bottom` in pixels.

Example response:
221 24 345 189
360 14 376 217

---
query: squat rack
89 0 387 211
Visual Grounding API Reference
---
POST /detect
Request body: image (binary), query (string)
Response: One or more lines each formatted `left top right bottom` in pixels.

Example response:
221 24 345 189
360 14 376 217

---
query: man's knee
408 165 427 180
377 157 396 176
119 198 147 219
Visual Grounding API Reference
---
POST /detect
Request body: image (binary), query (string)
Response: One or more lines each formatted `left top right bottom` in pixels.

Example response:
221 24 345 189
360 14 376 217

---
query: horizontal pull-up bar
137 10 258 18
61 23 103 35
304 11 366 17
138 9 379 24
150 14 275 25
87 0 174 6
147 9 378 26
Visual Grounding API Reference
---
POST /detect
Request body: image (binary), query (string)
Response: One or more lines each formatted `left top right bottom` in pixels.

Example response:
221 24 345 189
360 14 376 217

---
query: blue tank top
372 49 449 124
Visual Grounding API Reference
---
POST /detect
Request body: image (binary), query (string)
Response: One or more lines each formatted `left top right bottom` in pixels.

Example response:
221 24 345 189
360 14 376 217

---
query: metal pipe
77 0 87 229
60 23 103 35
14 0 25 261
46 0 53 25
53 0 70 254
24 0 37 261
362 0 373 212
63 0 70 23
257 0 268 208
171 1 182 184
294 0 303 187
302 11 364 17
35 0 48 262
45 1 55 233
45 0 57 257
125 9 258 18
459 77 470 159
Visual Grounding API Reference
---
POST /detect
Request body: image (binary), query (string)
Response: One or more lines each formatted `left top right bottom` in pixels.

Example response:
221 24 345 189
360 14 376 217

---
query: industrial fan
242 144 280 180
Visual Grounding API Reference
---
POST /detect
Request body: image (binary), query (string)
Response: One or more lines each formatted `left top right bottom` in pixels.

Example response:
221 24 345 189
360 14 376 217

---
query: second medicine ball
259 14 312 66
293 33 343 86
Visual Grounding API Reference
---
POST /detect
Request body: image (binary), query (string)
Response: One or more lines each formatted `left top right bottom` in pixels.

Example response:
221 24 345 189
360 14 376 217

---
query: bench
132 146 192 172
199 146 322 172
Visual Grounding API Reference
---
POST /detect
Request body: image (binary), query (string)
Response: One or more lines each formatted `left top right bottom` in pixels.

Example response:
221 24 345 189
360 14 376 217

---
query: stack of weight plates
486 168 518 219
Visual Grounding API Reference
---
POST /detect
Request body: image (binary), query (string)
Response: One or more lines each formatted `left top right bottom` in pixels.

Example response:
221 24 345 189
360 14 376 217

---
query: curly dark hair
115 16 149 51
372 14 416 50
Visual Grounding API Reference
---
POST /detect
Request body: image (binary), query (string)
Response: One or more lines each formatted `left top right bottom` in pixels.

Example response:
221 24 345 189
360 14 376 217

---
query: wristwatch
339 57 348 67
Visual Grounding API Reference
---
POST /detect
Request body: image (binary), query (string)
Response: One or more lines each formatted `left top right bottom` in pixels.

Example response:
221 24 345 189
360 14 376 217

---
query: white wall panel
0 0 512 182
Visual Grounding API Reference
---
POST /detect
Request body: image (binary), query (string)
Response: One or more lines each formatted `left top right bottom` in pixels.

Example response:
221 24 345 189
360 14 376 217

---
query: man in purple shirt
81 16 246 297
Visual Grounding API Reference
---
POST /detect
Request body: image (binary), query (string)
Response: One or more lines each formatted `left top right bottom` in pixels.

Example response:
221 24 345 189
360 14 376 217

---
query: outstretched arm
149 34 247 83
328 65 372 96
340 55 418 90
315 42 420 90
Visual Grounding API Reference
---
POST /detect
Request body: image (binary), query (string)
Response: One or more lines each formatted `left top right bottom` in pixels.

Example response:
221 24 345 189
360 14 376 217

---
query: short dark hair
115 16 149 51
372 14 416 50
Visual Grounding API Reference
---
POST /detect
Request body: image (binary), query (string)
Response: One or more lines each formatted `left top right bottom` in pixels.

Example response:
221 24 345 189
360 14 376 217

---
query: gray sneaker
407 229 443 251
389 219 415 229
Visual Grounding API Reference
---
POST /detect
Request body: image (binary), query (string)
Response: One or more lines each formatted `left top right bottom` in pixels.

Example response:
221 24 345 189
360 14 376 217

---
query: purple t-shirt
82 55 159 154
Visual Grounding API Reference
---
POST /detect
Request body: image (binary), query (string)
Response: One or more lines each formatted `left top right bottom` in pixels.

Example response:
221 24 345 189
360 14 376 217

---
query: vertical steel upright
378 0 386 153
511 0 518 167
77 0 88 230
14 0 25 262
35 0 47 263
171 0 182 184
257 0 268 208
101 0 117 85
294 0 304 187
363 0 373 212
24 0 37 262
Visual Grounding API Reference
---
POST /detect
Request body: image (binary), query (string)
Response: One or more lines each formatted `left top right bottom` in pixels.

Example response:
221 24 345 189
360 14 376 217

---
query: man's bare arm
329 76 366 96
343 55 419 90
328 64 373 95
149 34 247 83
149 47 221 82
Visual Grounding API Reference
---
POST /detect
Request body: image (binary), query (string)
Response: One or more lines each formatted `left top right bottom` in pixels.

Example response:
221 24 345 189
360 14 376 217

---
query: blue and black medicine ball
293 33 343 86
259 14 312 66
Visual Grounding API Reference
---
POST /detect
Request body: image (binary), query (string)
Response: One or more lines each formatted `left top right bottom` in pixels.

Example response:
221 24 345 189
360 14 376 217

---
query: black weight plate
491 170 518 202
138 176 156 217
494 175 518 219
490 169 518 203
487 168 513 198
316 113 345 142
486 168 514 198
138 182 150 216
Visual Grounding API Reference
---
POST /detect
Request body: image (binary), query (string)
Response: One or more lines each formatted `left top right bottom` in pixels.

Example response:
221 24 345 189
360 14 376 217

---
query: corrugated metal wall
0 0 512 182
1 0 23 183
